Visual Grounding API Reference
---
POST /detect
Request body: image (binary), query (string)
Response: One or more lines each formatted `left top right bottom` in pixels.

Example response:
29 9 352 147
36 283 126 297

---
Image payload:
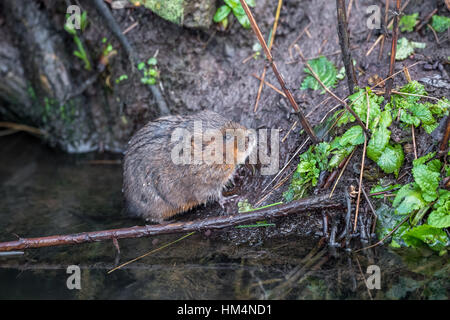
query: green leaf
376 144 404 177
339 125 365 147
337 88 383 129
245 0 256 7
412 151 436 167
393 183 427 215
396 37 426 61
147 57 158 66
300 56 337 94
149 69 158 77
234 12 250 28
213 5 232 22
430 15 450 33
427 98 450 118
399 13 419 32
412 163 441 202
367 126 391 162
370 181 401 199
403 225 449 252
328 145 354 169
427 190 450 228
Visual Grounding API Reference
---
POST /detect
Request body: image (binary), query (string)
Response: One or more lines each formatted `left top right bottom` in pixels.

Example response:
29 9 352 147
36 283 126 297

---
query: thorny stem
336 0 358 95
384 0 401 101
238 0 319 144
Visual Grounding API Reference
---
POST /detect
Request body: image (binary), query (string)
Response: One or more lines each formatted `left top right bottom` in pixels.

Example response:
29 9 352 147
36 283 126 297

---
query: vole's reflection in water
0 134 448 299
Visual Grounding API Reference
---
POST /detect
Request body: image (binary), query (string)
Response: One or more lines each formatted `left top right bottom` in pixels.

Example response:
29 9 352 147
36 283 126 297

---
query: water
0 133 448 299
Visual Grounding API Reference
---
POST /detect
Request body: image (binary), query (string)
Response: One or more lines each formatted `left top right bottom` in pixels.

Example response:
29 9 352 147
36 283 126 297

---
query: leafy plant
395 37 426 61
64 11 91 70
284 142 332 201
213 0 255 29
387 81 449 134
374 152 450 253
115 74 128 84
138 57 159 85
399 13 419 32
300 56 338 94
430 15 450 33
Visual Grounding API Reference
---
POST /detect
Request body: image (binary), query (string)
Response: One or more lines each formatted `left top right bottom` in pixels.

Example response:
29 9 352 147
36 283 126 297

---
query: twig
354 214 410 252
415 8 438 32
108 231 196 273
251 74 286 97
384 0 401 101
330 148 356 198
353 92 370 232
295 46 368 135
0 122 44 136
354 255 373 300
427 23 441 44
254 0 283 113
281 120 298 143
411 125 418 160
357 180 378 234
336 0 358 94
0 193 344 252
238 0 319 144
288 22 312 60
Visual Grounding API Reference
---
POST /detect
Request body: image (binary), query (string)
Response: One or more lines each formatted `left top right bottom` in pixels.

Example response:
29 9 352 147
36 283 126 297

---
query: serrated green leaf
399 13 419 32
430 15 450 33
300 56 337 94
377 144 404 177
427 190 450 228
328 145 354 169
403 225 449 252
393 183 427 215
235 12 250 28
396 37 426 61
338 88 383 129
214 5 231 22
367 126 391 161
339 125 365 146
412 163 441 202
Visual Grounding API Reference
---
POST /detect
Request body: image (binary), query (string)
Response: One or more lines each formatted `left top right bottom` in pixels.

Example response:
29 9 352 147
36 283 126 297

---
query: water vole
123 110 255 222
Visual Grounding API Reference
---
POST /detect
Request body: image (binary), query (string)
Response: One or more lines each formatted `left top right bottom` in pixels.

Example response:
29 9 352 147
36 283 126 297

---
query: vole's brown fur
123 110 255 222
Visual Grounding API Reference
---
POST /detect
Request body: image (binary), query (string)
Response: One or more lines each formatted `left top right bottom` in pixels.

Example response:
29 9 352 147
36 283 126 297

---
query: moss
131 0 183 25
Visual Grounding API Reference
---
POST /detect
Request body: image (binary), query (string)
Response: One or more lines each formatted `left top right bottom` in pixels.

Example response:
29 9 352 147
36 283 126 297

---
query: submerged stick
0 194 344 252
238 0 319 144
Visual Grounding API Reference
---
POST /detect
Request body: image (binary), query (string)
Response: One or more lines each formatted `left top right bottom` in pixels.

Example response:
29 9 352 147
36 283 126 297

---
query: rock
133 0 216 29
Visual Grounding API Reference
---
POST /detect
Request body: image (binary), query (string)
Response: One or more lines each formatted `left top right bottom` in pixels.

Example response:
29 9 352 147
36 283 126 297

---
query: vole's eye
224 132 234 141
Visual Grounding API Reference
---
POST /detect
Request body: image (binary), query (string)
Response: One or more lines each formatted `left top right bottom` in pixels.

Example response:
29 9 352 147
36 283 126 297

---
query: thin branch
336 0 357 94
384 0 401 101
353 92 370 232
254 0 283 112
0 193 344 252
